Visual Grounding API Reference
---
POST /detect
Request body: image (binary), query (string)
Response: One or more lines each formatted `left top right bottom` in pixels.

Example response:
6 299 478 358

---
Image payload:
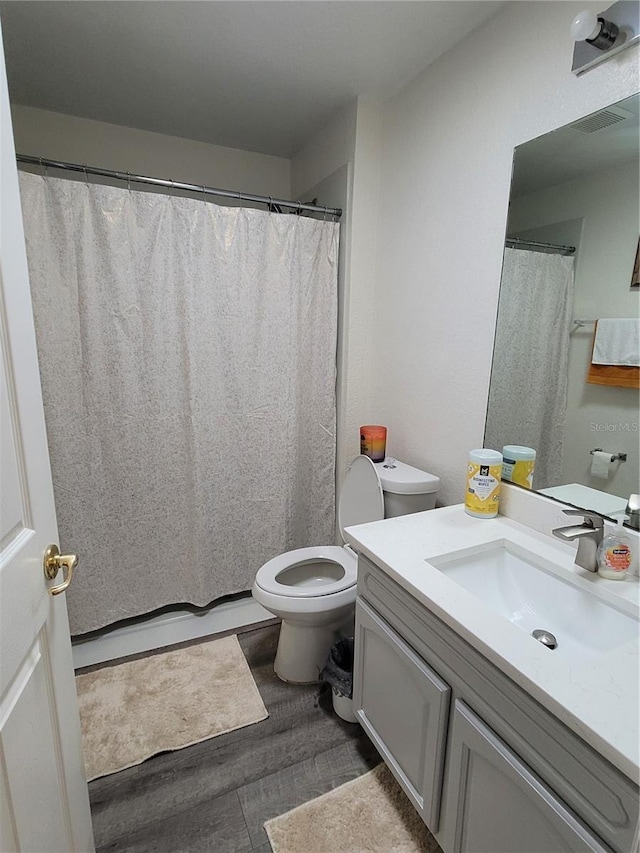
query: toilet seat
254 545 356 598
254 455 384 601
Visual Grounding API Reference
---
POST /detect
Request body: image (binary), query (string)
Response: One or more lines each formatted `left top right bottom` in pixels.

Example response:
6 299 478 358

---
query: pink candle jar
360 425 387 462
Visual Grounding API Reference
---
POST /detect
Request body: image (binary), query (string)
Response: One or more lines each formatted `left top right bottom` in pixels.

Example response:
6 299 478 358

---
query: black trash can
320 637 357 723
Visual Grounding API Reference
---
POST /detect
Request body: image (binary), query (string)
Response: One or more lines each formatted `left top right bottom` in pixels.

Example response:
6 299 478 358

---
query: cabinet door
439 701 612 853
353 598 450 831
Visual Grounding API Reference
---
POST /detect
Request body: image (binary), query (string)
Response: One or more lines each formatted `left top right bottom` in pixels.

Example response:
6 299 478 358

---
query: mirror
485 94 639 526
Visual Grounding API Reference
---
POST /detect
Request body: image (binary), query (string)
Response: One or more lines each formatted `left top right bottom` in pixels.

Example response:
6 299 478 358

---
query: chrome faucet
552 509 604 573
626 494 640 531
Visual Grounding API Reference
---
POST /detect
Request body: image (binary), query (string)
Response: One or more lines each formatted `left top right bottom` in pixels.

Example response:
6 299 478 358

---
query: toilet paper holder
590 448 627 462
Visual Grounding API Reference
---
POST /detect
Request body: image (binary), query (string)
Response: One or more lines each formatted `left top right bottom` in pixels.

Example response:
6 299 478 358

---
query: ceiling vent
569 105 633 133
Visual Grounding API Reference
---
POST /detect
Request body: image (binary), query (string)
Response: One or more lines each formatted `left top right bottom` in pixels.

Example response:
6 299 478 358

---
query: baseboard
72 597 277 669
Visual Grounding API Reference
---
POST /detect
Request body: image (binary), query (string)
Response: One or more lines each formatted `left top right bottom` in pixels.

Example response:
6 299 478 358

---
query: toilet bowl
252 455 440 684
253 546 358 683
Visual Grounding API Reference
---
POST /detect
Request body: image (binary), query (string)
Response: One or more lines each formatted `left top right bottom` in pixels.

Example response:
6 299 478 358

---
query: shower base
71 596 275 669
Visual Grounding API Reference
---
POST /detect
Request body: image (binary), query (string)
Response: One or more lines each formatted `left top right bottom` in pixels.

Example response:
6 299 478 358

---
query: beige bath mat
76 634 268 780
265 762 442 853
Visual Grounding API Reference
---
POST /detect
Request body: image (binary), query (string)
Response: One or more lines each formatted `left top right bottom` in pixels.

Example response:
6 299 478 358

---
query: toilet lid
338 455 385 541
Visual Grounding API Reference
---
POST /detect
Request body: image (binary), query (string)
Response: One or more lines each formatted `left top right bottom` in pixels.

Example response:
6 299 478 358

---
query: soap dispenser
597 514 632 580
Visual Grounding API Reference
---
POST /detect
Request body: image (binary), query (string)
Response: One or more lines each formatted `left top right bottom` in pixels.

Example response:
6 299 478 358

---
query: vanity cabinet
353 556 639 853
353 598 450 830
441 701 609 853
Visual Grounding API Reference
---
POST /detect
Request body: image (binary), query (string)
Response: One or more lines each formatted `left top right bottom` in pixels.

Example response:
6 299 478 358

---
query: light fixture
570 9 619 49
571 1 640 75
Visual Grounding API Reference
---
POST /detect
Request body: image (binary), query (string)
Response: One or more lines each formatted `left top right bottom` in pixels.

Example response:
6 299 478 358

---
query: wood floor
88 624 381 852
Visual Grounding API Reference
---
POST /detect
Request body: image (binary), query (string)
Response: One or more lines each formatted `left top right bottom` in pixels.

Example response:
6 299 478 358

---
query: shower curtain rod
505 237 575 255
16 154 342 219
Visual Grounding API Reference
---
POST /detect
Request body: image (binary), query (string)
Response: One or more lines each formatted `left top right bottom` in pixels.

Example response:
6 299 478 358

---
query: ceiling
0 1 504 159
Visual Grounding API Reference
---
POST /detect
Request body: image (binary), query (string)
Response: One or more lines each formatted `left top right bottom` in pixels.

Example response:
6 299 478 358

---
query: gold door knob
43 544 78 596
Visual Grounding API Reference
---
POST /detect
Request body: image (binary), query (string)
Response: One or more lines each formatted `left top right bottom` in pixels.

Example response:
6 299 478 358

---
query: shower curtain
484 248 574 490
19 172 339 635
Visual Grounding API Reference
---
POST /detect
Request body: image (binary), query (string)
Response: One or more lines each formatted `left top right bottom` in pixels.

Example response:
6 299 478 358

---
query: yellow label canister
501 445 536 490
464 449 503 518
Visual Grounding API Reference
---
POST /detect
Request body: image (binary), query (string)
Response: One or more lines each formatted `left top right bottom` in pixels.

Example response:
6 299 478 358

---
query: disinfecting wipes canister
501 445 536 490
465 449 503 518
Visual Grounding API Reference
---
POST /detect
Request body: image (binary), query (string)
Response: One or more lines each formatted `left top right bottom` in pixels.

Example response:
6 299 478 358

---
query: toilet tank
374 457 440 518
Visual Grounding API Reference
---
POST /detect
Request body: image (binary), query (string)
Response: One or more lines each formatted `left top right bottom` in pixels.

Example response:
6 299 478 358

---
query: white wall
291 101 356 202
337 99 384 482
11 105 291 198
371 1 639 507
508 159 639 500
293 98 384 500
11 4 639 516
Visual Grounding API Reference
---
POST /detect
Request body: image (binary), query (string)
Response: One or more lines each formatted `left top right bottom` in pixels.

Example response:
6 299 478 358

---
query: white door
0 32 94 853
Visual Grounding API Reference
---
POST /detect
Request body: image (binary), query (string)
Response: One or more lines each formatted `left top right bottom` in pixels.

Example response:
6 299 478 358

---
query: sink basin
429 539 638 665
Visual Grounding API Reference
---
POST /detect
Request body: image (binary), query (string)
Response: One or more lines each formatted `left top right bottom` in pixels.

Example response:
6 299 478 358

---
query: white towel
592 318 640 366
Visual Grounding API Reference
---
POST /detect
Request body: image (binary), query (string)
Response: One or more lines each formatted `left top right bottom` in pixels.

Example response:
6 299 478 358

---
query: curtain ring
126 172 131 192
268 196 273 212
39 157 48 178
323 206 328 222
83 164 88 185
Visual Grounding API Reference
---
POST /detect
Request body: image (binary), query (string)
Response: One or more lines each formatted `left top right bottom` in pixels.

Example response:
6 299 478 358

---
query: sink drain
532 629 558 650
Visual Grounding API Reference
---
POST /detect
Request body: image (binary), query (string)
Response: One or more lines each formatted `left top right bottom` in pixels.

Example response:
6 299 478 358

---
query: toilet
252 455 440 683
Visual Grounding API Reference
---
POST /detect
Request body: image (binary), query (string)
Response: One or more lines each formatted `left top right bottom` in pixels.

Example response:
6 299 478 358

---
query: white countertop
343 504 640 783
539 484 628 518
